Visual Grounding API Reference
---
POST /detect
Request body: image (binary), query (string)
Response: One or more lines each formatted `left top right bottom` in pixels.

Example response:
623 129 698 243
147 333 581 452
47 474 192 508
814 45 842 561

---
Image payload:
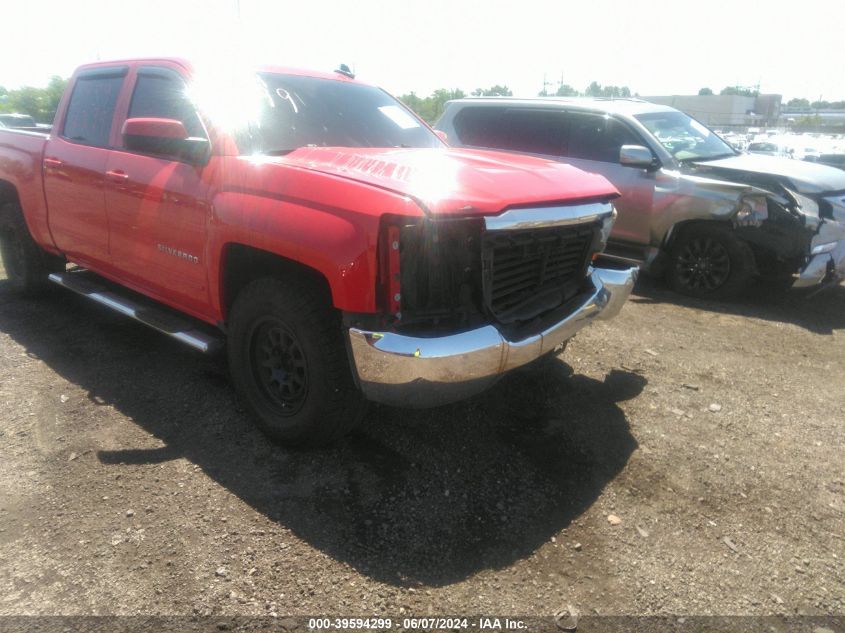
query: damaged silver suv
436 98 845 298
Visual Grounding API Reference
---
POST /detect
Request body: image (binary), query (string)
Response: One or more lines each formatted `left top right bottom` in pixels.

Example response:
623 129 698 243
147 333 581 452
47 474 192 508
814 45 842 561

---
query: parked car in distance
747 140 793 158
436 98 845 298
807 153 845 171
0 113 39 129
0 58 636 447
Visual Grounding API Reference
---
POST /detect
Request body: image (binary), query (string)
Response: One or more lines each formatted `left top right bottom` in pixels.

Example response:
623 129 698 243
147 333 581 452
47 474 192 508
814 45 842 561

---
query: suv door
43 66 127 267
104 64 213 319
563 112 657 249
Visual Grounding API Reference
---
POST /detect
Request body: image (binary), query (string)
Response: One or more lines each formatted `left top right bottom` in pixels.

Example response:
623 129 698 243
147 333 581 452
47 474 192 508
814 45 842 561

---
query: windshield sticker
690 120 711 137
378 105 420 130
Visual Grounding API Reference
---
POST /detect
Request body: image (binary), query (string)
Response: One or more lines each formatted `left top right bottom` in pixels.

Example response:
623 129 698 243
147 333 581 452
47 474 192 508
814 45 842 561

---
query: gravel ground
0 266 843 619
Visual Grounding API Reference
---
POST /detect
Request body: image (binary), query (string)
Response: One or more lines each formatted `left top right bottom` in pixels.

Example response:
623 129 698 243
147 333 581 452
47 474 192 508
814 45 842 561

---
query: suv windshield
635 111 735 162
236 73 442 154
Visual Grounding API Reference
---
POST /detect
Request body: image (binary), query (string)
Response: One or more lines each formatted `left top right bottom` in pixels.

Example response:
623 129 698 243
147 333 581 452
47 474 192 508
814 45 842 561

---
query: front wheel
227 277 364 447
666 224 755 299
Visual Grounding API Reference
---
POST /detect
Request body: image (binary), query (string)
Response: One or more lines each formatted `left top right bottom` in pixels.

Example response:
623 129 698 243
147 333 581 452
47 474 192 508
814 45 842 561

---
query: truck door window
128 69 206 139
62 74 125 147
566 113 642 163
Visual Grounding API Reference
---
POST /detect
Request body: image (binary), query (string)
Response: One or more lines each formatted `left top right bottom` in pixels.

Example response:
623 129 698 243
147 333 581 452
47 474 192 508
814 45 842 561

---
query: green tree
43 76 68 122
471 85 512 97
555 84 579 97
398 88 466 124
0 76 69 122
786 98 810 109
698 87 714 96
720 86 758 97
584 81 603 97
584 82 631 98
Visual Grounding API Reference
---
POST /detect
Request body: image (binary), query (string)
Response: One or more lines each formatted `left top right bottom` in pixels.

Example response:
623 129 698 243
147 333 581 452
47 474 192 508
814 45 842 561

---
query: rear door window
566 113 642 163
453 106 566 156
453 106 508 148
62 71 126 147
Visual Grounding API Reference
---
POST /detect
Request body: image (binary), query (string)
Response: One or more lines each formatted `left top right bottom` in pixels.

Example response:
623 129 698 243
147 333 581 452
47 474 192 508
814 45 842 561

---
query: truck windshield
235 73 442 154
635 111 736 162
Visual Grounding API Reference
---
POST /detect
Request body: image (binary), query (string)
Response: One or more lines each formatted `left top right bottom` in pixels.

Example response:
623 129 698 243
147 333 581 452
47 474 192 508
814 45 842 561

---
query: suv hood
692 153 845 195
279 147 618 216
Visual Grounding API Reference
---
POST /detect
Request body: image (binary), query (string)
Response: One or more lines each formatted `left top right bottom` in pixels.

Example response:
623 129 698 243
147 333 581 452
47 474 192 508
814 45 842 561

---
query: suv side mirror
122 118 210 165
434 129 449 144
619 144 657 169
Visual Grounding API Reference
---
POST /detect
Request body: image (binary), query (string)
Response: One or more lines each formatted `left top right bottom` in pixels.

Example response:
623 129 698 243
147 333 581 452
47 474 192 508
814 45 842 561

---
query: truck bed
0 127 54 251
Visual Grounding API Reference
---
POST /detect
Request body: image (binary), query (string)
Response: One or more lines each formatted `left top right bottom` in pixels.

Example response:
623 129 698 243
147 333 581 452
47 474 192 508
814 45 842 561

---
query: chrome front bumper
346 266 637 407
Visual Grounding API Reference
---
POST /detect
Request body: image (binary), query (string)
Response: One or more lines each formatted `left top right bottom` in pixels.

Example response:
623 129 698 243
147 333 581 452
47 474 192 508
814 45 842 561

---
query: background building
640 94 782 129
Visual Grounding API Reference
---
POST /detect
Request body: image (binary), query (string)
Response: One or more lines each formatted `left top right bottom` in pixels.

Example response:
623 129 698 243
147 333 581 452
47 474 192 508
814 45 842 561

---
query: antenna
335 64 355 79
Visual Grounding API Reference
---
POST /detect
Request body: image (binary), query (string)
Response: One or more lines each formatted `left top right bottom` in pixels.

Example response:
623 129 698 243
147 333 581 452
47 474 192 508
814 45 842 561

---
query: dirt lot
0 264 843 620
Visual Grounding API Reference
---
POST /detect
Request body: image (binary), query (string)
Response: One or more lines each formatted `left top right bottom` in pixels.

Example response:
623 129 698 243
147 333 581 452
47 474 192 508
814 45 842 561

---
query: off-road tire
0 202 64 294
227 277 364 447
666 224 755 299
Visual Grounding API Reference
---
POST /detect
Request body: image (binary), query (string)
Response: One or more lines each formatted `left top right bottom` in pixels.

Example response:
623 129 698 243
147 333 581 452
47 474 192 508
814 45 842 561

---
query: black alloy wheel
674 236 731 292
250 319 309 416
666 223 755 299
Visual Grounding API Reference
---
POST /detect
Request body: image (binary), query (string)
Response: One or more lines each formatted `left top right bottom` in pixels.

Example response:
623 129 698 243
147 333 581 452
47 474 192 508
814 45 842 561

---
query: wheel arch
219 243 334 324
0 179 22 208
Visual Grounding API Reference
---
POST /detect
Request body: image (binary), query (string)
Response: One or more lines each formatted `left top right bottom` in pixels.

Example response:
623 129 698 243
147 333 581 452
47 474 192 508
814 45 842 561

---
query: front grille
482 223 597 324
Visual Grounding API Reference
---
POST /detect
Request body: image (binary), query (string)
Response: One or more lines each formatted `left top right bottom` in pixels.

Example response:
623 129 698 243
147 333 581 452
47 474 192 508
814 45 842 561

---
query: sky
2 0 843 101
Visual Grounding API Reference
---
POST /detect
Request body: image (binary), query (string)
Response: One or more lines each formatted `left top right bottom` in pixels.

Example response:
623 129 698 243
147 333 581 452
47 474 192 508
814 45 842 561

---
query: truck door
104 64 213 319
43 66 128 267
562 112 657 251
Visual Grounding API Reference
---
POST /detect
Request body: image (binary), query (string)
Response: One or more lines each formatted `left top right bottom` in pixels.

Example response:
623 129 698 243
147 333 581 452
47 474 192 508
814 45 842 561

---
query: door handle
43 157 63 169
105 169 129 183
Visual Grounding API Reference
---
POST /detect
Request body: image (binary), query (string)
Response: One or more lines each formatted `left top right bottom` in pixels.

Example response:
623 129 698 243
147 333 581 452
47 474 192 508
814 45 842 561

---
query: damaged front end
793 192 845 287
377 203 616 333
346 202 636 407
677 164 845 288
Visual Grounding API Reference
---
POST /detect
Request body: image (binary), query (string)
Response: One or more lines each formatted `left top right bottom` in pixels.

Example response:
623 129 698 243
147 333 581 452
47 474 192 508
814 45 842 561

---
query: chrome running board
48 271 223 354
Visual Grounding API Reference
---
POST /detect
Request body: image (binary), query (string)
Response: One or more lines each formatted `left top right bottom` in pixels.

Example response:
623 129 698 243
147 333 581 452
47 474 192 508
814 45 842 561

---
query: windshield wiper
265 148 298 156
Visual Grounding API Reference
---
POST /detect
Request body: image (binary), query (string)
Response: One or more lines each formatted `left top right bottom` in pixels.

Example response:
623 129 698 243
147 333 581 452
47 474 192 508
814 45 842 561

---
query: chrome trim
483 202 614 232
347 265 637 407
48 272 223 354
594 266 639 320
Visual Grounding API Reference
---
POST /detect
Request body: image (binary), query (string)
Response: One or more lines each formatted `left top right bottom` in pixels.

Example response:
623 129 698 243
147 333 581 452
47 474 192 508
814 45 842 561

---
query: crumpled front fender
650 172 760 246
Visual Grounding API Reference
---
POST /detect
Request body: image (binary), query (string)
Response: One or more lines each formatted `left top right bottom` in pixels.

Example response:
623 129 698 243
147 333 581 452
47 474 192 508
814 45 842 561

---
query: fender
651 171 753 247
207 157 424 318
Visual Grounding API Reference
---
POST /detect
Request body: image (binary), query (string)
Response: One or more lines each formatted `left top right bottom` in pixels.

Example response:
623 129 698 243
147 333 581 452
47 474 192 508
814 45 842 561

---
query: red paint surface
0 58 618 326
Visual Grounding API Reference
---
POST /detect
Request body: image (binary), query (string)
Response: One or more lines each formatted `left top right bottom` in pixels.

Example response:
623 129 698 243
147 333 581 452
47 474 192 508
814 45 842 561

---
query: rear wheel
227 277 364 447
0 202 64 294
666 224 755 299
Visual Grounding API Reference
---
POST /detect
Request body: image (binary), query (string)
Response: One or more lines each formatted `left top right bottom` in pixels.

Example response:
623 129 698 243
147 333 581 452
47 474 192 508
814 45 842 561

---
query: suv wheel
227 277 364 447
666 224 755 299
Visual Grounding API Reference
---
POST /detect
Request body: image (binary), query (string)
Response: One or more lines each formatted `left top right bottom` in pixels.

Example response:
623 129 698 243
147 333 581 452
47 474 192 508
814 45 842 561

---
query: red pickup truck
0 58 636 446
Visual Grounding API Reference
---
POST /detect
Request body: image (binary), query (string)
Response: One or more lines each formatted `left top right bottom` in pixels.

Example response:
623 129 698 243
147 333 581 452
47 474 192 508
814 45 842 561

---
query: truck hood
692 153 845 195
278 147 618 216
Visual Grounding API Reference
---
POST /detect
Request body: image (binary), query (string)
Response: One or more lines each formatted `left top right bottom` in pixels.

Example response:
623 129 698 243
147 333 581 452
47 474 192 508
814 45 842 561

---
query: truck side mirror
619 144 657 169
122 118 210 165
